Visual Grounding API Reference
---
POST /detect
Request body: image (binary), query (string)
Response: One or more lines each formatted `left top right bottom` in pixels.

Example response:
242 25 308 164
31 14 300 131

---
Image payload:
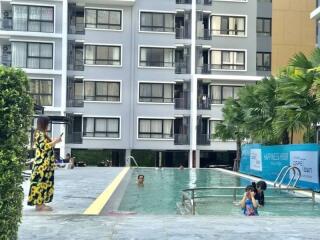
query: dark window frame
256 52 271 71
138 118 174 139
30 79 53 106
211 50 246 70
84 81 120 102
139 83 174 103
140 12 175 32
257 17 271 36
139 47 175 67
211 15 246 36
83 117 120 138
13 42 53 69
13 5 54 33
84 45 121 66
210 85 242 104
85 8 122 30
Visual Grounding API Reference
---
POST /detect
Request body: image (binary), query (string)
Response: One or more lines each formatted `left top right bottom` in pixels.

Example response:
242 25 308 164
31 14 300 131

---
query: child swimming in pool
240 185 258 216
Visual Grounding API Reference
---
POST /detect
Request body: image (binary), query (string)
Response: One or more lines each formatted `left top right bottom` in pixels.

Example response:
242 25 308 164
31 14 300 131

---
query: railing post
312 191 315 205
233 188 236 202
191 189 195 215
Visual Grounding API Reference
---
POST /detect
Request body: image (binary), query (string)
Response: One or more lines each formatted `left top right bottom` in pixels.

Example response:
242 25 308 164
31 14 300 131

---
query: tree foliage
214 48 320 171
0 66 33 240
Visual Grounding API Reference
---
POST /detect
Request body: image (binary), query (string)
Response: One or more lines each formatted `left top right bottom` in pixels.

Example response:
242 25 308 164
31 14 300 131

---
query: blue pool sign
240 144 320 191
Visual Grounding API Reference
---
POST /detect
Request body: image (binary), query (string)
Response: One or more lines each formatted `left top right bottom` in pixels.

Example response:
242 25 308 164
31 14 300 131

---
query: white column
196 149 200 168
59 0 68 158
189 0 197 168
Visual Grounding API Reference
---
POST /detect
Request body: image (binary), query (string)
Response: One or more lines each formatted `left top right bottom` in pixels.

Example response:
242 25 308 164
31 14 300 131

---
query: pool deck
19 167 320 240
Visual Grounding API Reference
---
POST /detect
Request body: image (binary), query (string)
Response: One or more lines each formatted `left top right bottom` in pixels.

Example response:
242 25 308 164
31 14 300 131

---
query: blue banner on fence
239 144 320 191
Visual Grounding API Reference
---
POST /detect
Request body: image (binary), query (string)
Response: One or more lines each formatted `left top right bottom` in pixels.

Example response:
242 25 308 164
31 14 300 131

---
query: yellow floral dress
27 130 55 206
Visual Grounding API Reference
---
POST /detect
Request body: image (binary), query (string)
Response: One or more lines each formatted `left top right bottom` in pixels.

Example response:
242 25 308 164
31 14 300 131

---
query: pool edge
83 167 130 215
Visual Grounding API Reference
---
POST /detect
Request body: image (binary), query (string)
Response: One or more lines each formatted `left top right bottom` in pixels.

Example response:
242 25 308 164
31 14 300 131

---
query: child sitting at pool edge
240 185 258 216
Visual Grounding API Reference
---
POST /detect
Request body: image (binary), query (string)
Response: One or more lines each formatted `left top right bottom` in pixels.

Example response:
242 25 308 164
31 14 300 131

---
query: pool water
117 168 320 216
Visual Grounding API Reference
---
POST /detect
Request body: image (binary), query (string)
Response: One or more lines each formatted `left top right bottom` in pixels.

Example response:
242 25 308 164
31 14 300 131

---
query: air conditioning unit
3 11 10 18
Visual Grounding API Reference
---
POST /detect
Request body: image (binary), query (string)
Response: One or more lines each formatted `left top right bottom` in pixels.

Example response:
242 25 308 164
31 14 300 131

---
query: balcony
176 27 191 39
175 62 190 74
197 0 213 5
197 29 211 40
175 97 190 110
176 0 191 4
174 134 190 145
0 56 11 67
198 98 211 110
68 59 84 71
197 134 210 145
67 99 84 108
196 64 211 74
66 132 82 144
68 23 85 35
0 18 12 31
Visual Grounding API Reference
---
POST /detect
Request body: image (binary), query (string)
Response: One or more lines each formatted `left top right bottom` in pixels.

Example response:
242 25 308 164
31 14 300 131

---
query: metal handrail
274 166 301 189
181 186 315 215
126 156 139 168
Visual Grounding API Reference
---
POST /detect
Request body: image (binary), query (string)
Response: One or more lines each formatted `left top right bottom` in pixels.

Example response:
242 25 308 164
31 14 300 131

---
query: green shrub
71 149 112 166
0 67 33 240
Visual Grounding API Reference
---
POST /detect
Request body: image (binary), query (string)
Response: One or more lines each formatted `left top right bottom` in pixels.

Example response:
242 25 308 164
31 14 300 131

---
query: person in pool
240 185 258 216
137 174 144 185
252 181 267 206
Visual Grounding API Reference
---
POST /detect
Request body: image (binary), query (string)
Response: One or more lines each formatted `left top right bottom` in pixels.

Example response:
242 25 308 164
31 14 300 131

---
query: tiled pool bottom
114 168 320 216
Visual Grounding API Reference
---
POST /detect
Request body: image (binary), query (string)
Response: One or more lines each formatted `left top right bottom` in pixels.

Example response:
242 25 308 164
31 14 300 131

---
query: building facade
0 0 274 167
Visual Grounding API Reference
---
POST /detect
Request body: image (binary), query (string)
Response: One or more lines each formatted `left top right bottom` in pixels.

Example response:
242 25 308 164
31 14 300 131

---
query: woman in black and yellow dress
28 116 62 211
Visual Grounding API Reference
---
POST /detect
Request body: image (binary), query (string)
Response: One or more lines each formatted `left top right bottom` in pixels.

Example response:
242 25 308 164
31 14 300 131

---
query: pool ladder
273 166 301 189
126 156 139 168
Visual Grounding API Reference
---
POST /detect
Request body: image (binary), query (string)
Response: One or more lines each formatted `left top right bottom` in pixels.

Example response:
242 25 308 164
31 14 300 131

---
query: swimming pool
105 168 320 216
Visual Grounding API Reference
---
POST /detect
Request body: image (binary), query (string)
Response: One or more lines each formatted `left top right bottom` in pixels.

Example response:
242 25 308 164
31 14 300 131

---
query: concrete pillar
159 151 162 167
125 149 131 167
196 149 200 168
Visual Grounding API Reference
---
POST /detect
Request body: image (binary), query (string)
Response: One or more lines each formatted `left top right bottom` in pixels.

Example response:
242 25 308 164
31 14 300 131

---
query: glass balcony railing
175 61 190 74
196 64 211 74
176 27 191 39
174 134 190 145
197 134 210 145
0 18 12 30
68 59 84 71
68 23 85 34
66 132 82 144
174 97 190 110
197 29 211 40
0 56 11 67
198 98 211 110
67 99 84 108
176 0 192 4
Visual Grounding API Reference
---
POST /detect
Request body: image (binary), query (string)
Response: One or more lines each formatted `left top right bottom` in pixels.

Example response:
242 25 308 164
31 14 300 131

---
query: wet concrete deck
19 167 320 240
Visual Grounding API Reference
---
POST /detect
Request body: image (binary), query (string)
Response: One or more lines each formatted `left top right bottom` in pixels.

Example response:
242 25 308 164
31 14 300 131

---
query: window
139 47 175 67
85 45 121 66
140 12 174 32
257 18 271 36
11 42 53 69
139 83 173 103
83 117 120 138
13 5 54 32
256 52 271 71
85 8 121 30
84 81 120 101
30 79 53 106
210 85 242 104
209 120 221 139
211 15 245 36
211 50 245 70
138 119 173 139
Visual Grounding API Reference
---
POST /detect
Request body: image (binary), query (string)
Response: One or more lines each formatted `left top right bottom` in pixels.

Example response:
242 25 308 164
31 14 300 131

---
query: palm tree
238 77 286 145
213 98 247 171
274 49 320 143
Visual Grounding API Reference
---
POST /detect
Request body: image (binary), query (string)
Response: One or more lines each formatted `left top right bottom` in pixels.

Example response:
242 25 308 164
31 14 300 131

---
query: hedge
0 67 33 240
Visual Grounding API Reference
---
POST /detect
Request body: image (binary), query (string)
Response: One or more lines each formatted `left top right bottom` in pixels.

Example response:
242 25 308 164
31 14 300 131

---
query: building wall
272 0 316 75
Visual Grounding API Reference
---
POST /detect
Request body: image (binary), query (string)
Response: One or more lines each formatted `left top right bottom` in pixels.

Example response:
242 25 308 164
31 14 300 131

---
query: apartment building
0 0 273 168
